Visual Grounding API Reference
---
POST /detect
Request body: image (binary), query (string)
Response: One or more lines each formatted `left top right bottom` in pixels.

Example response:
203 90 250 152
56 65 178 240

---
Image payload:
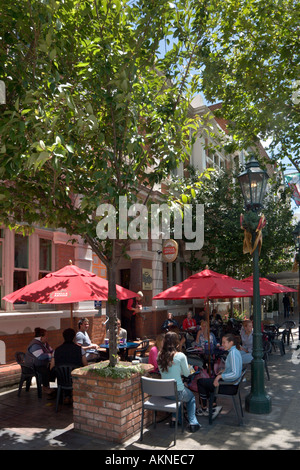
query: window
0 230 55 311
39 238 52 279
14 234 28 303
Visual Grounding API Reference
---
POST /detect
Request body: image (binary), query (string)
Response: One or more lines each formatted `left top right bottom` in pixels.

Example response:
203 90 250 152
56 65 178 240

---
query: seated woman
182 311 197 333
196 333 242 419
25 327 55 396
239 319 253 364
194 320 217 350
157 331 201 433
148 334 164 375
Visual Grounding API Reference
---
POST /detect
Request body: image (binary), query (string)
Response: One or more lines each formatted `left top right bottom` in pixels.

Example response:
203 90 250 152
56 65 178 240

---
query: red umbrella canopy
153 269 257 300
3 263 137 304
241 276 297 294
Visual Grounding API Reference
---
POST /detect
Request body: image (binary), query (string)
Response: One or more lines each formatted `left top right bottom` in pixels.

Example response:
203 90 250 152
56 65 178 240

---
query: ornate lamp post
292 222 300 342
238 155 272 414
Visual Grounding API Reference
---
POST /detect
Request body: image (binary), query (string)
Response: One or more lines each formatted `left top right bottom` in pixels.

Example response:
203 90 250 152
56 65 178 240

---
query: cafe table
185 345 227 374
99 341 140 360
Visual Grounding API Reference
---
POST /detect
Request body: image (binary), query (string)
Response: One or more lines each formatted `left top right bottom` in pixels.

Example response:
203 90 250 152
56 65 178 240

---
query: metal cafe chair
208 368 247 425
140 376 184 446
55 364 75 412
15 351 42 398
133 339 150 358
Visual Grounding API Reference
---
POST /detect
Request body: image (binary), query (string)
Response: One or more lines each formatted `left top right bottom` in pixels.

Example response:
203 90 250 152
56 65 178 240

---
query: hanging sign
142 268 153 290
162 240 178 263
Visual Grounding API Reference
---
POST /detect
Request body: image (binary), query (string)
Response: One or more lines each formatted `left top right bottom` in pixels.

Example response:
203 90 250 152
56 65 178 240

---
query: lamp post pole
292 222 300 342
238 155 271 414
245 229 272 414
298 248 300 343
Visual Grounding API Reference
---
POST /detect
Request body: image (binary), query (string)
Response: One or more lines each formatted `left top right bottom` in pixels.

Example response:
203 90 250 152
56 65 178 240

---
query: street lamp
292 222 300 342
238 155 272 414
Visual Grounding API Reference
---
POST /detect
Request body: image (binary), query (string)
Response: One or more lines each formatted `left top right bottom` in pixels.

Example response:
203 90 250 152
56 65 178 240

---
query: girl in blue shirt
196 333 242 419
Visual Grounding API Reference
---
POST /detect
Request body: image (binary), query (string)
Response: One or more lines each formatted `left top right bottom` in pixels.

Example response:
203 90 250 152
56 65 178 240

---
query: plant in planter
86 360 145 379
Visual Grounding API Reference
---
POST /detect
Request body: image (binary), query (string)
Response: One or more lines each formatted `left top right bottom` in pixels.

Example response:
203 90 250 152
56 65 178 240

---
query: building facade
0 95 276 364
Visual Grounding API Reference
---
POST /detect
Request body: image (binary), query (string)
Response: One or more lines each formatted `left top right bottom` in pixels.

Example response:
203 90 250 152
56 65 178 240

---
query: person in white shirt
240 320 253 364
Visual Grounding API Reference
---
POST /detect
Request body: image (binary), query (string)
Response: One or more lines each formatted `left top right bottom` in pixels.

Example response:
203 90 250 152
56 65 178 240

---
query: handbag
186 368 210 392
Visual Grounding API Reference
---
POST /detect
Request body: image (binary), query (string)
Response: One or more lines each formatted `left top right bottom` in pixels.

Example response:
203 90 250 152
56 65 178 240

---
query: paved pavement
1 315 300 455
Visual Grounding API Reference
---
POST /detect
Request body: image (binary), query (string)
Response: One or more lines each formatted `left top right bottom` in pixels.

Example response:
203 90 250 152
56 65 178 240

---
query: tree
0 0 207 365
170 168 295 277
194 0 300 171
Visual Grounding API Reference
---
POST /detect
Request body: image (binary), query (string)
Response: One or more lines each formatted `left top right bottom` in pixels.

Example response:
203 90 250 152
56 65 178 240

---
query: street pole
298 248 300 343
292 223 300 344
245 232 272 414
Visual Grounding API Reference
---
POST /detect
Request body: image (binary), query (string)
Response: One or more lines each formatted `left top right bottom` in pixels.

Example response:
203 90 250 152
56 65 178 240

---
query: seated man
51 328 87 404
161 312 180 332
194 308 206 327
107 319 127 343
75 317 101 362
51 328 88 369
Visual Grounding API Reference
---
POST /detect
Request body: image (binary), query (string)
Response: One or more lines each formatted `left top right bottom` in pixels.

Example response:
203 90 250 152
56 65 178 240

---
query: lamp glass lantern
238 156 269 210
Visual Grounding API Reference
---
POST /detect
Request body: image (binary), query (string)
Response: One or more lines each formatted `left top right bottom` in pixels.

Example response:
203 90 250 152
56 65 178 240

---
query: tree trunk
107 261 118 367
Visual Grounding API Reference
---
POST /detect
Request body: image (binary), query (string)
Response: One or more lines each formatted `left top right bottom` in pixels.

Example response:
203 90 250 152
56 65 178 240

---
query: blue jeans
167 386 199 426
240 350 253 364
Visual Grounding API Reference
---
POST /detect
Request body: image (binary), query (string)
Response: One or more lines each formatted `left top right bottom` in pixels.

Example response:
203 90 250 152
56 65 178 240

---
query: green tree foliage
0 0 207 365
195 0 300 170
172 169 295 277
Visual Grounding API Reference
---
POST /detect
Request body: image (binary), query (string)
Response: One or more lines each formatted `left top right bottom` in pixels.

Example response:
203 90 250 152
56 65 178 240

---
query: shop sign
162 240 178 263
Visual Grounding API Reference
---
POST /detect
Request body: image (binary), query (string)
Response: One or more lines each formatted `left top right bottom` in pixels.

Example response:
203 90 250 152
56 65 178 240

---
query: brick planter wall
0 363 21 388
72 363 154 443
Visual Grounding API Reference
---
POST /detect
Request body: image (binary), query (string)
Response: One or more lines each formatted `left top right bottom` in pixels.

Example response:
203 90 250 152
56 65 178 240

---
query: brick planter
72 362 154 443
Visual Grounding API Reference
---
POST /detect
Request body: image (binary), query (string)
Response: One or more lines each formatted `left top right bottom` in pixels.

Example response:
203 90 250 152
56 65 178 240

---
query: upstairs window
14 234 28 302
39 238 52 279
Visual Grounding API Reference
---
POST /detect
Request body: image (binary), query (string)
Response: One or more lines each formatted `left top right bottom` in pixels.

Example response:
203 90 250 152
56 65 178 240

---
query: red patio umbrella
153 268 261 300
3 261 137 325
153 268 259 375
240 276 297 294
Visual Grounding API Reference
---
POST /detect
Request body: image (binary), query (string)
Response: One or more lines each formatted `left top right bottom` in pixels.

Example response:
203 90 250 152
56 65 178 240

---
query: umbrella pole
70 303 73 328
205 299 211 376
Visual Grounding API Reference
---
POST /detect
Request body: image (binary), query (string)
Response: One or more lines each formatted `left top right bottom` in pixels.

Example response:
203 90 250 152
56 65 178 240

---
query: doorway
120 269 131 330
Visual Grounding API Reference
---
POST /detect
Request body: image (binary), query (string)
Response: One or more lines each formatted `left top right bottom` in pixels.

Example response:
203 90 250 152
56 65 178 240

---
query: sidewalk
0 316 299 452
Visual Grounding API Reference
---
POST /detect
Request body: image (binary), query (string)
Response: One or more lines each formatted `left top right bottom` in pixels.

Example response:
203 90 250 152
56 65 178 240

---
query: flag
285 173 300 206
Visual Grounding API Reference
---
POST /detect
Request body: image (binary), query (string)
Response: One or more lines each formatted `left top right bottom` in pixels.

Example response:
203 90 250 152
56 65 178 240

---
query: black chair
133 339 150 359
15 352 42 398
278 321 296 345
264 325 285 355
55 364 74 412
263 340 272 381
208 368 247 425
